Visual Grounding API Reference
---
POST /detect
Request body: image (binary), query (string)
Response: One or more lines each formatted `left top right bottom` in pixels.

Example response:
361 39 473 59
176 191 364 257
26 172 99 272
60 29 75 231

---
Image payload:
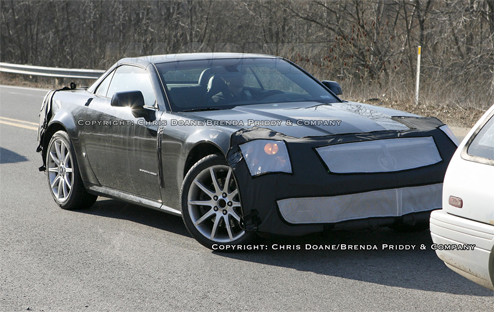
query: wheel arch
181 128 232 179
41 122 69 167
183 142 224 178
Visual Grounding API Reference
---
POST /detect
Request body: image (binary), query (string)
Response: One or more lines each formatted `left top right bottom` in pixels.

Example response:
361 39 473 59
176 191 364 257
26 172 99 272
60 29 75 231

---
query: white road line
0 84 50 92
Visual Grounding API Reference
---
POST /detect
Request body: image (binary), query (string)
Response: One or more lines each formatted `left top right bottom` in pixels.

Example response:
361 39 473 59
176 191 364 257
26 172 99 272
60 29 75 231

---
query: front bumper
227 123 457 236
278 183 442 224
430 210 494 290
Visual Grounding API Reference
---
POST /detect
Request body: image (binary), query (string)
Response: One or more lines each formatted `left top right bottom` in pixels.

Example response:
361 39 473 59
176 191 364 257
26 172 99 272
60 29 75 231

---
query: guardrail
0 62 105 79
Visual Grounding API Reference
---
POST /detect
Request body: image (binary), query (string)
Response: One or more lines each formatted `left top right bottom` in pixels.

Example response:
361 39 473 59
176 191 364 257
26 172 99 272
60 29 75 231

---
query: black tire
181 154 257 249
46 131 97 210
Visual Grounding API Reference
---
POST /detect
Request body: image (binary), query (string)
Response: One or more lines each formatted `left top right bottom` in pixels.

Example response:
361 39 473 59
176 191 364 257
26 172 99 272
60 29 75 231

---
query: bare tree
1 0 493 112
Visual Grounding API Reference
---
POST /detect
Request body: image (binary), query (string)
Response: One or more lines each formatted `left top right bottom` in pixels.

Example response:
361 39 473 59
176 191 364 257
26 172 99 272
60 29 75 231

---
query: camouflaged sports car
37 53 458 249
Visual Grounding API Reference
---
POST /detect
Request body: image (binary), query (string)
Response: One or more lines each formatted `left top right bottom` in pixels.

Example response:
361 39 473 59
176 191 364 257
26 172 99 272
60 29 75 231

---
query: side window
467 115 494 161
107 65 157 107
95 71 115 97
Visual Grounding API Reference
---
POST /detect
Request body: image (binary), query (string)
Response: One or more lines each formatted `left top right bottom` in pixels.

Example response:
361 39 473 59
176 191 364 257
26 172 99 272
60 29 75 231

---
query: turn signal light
449 196 463 208
264 143 279 155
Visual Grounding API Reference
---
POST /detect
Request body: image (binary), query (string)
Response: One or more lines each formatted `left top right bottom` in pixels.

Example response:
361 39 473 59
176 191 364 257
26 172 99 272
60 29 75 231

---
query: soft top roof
88 53 280 94
118 53 279 67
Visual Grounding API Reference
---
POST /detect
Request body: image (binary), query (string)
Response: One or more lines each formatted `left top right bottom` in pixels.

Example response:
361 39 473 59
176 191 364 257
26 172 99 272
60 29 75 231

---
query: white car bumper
430 210 494 290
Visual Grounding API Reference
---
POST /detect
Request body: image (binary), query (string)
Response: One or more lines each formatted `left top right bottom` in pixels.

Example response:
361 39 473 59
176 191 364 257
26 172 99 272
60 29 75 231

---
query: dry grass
354 97 486 129
342 80 490 128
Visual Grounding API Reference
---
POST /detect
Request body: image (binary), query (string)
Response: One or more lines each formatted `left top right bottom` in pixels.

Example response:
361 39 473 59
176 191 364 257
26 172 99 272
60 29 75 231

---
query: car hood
183 101 419 138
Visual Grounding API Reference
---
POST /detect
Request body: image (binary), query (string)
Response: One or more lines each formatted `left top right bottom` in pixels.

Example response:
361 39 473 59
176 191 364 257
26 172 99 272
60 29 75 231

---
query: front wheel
46 131 97 210
181 154 257 249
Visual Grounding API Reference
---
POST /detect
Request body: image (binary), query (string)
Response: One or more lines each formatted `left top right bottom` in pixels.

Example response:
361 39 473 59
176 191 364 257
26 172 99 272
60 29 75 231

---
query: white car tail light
448 196 463 208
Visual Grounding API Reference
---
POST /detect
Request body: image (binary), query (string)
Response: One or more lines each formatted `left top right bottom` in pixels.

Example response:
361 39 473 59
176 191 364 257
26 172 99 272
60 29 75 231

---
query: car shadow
75 198 493 297
80 198 190 237
0 147 28 164
218 229 494 296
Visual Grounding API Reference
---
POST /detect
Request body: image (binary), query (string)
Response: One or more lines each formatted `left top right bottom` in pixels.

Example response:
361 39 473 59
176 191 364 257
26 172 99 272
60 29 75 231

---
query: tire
181 154 257 249
46 131 97 210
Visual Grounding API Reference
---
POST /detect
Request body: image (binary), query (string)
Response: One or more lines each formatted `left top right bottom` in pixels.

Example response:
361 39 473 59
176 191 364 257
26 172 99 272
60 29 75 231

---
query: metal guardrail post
415 46 421 105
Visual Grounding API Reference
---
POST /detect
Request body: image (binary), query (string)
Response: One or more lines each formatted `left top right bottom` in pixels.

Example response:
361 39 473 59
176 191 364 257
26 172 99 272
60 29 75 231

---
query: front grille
315 137 442 174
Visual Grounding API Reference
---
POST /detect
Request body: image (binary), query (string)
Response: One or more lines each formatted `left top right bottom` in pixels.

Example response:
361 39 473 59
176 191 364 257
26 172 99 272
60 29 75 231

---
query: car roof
118 53 280 67
88 53 281 94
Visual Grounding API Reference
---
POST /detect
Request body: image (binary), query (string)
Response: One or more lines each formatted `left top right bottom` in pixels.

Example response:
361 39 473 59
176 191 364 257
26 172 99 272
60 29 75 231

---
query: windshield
155 58 339 111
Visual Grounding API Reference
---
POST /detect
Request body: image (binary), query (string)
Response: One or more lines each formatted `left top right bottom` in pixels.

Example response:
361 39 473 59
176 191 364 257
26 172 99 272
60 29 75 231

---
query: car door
82 65 163 201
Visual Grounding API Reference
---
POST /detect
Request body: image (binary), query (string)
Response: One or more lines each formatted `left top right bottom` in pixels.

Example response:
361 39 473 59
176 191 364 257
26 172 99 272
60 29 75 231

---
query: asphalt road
1 84 493 312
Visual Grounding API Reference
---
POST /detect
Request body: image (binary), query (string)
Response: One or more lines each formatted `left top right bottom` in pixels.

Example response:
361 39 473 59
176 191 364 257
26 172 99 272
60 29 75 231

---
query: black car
37 53 458 249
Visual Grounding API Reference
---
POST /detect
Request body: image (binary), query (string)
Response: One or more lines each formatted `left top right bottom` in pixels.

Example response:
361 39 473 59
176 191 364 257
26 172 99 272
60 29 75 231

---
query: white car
430 104 494 291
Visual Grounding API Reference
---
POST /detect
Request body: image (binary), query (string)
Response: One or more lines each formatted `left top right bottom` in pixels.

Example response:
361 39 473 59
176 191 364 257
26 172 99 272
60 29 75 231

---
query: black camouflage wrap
227 117 457 236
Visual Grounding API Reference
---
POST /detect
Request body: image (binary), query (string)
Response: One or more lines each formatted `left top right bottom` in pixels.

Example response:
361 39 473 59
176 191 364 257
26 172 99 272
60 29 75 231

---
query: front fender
179 128 232 183
38 90 99 186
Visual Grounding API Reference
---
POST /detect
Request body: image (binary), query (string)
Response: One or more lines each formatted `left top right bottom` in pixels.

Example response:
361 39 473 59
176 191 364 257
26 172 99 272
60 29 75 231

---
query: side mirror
111 91 145 110
322 80 342 96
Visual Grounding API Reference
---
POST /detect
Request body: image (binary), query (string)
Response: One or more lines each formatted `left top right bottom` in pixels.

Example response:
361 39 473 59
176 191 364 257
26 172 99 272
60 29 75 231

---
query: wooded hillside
2 0 494 124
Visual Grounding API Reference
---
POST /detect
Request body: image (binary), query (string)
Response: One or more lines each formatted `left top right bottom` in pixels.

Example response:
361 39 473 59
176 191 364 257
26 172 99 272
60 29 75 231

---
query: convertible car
37 53 458 249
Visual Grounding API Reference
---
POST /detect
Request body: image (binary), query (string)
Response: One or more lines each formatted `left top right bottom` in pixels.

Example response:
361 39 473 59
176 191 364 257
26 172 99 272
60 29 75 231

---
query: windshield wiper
181 107 224 112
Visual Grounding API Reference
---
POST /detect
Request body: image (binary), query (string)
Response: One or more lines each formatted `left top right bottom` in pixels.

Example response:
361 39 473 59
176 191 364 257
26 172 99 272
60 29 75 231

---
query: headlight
239 140 292 176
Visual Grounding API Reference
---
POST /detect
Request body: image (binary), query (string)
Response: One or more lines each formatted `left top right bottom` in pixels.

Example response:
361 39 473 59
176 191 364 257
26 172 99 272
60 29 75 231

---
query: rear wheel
46 131 97 210
181 154 257 249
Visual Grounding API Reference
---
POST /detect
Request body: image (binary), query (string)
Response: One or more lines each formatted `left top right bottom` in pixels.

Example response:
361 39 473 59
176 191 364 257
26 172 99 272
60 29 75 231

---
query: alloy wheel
187 164 246 243
47 137 74 202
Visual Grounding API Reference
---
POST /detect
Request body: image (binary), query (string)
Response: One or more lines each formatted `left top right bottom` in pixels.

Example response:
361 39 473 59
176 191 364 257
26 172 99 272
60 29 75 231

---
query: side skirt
87 185 182 217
